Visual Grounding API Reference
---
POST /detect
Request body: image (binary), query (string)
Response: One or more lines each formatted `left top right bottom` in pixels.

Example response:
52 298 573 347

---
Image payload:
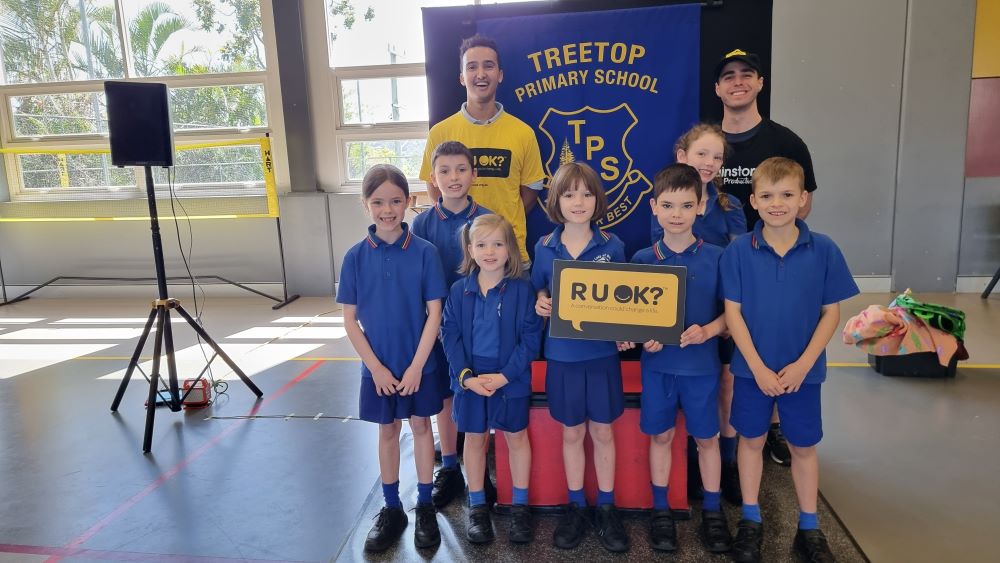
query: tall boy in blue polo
631 164 732 555
412 141 493 509
721 157 858 563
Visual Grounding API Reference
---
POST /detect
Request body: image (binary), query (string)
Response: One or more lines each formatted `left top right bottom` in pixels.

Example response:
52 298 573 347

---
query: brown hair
361 164 408 200
544 162 609 225
652 163 702 203
752 157 805 193
460 35 501 69
674 123 735 210
458 214 524 279
431 140 474 169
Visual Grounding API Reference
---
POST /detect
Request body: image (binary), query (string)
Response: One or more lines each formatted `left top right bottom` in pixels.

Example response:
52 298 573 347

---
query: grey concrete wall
278 192 335 297
959 177 1000 276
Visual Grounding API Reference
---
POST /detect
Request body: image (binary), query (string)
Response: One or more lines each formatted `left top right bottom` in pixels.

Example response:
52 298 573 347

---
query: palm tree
127 1 199 77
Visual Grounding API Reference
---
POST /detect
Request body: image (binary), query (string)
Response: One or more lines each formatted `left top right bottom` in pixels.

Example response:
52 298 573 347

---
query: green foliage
328 0 375 42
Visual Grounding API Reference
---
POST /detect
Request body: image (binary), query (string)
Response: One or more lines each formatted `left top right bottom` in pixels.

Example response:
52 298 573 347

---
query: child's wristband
458 368 473 389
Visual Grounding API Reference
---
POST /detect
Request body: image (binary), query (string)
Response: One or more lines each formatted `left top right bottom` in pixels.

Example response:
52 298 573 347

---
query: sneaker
552 502 588 549
721 460 743 505
413 503 441 548
484 469 497 507
648 508 677 552
688 453 704 500
794 528 836 562
364 506 408 552
466 504 495 544
508 504 533 543
699 509 733 553
732 519 764 563
765 423 792 466
431 464 465 508
594 504 630 553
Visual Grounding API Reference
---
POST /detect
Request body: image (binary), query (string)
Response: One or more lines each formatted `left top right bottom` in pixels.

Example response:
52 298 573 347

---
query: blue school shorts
429 343 454 400
730 377 823 447
718 336 735 365
358 370 445 424
452 356 529 433
545 354 624 426
640 371 720 439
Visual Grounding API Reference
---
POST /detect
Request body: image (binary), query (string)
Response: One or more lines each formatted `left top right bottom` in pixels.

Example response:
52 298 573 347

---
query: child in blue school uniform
337 164 449 553
440 214 543 545
412 141 493 508
721 157 858 563
532 162 630 554
652 124 748 506
630 163 733 555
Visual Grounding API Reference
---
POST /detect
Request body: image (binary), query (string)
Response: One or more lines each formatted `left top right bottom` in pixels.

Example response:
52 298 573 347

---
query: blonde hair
752 157 805 193
544 162 609 224
458 214 525 279
674 123 736 210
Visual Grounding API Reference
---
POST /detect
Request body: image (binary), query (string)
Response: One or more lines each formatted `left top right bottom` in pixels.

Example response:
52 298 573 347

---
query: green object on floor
892 291 967 340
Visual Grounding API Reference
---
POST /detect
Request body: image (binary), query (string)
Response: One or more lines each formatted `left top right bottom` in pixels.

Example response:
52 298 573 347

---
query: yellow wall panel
974 0 1000 77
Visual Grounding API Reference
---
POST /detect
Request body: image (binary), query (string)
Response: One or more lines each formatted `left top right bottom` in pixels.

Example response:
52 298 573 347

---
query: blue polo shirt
471 276 505 359
651 182 748 248
531 224 626 362
337 223 449 379
411 197 493 287
721 219 859 384
632 239 724 376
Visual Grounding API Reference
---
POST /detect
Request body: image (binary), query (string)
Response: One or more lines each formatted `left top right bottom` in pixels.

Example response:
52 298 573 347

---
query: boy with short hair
412 140 493 509
631 163 731 554
721 157 859 563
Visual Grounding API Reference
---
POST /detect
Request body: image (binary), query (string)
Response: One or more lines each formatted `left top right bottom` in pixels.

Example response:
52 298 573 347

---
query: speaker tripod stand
110 165 263 453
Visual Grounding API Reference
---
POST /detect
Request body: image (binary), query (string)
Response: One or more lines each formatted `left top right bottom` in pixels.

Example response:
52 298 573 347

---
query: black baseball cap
714 49 762 81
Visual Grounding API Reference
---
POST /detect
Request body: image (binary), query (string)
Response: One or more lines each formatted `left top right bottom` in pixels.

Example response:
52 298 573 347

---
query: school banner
477 4 700 258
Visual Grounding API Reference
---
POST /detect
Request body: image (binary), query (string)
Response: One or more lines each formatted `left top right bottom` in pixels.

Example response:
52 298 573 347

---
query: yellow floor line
72 357 1000 368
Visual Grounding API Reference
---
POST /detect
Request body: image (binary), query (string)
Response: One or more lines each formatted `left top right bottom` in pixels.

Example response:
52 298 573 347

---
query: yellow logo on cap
725 49 748 58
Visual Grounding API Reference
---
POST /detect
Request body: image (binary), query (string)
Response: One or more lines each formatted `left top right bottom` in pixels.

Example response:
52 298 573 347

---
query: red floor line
44 360 325 563
1 542 314 562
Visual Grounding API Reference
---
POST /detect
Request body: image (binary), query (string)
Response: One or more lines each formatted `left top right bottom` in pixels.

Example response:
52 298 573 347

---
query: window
0 0 278 203
327 0 550 189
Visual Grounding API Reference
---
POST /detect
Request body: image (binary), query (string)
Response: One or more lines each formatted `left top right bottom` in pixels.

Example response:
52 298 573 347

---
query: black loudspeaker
104 81 174 167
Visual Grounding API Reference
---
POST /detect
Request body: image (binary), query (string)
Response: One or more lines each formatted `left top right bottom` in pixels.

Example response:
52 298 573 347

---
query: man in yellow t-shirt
419 35 545 263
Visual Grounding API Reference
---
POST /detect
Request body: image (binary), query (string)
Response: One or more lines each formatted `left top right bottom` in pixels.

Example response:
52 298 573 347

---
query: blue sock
513 486 529 506
568 488 586 506
651 484 669 510
442 454 458 469
703 489 722 511
469 489 486 507
597 489 615 506
382 481 401 508
720 436 738 462
742 503 762 523
417 482 433 506
799 511 818 530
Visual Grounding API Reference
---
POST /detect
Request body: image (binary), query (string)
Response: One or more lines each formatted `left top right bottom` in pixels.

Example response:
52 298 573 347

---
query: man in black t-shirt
714 49 817 226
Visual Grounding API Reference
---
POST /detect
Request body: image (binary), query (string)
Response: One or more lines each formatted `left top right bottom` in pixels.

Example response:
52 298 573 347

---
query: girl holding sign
532 162 630 554
441 214 543 545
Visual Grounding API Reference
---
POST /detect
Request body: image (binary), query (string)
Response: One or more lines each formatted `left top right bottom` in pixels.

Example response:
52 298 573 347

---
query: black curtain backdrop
422 0 773 127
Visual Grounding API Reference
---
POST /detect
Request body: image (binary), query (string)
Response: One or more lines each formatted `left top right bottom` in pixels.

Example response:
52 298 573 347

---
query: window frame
0 0 288 204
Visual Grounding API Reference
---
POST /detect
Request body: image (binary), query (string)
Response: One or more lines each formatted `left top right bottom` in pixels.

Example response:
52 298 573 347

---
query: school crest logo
539 104 653 228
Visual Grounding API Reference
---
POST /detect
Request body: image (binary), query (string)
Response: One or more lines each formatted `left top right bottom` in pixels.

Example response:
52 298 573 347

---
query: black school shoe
431 464 465 508
794 528 836 562
765 423 792 466
721 460 743 505
466 504 495 544
594 504 630 553
700 509 733 553
364 506 408 552
553 502 588 549
508 504 533 543
731 519 764 563
413 503 441 548
648 509 677 552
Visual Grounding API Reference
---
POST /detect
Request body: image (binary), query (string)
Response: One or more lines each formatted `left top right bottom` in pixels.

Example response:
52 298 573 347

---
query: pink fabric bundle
842 305 967 366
